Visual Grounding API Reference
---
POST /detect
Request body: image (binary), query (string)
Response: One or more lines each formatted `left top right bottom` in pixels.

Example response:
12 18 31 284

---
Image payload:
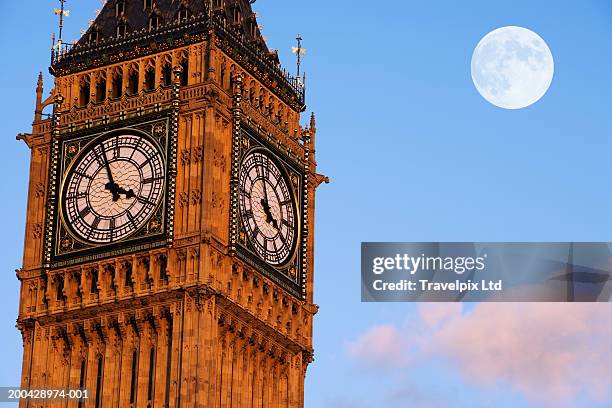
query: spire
35 72 44 122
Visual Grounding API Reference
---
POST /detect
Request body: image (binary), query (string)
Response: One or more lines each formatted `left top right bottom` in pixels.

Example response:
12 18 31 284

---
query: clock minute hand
99 143 121 201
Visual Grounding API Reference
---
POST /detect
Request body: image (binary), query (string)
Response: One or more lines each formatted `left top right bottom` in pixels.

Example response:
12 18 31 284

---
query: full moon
471 26 554 110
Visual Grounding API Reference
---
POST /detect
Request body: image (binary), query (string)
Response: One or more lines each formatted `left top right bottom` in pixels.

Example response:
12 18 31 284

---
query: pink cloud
430 303 612 405
348 303 612 406
346 324 408 369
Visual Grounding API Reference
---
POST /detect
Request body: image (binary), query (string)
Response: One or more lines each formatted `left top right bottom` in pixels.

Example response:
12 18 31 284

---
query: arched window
178 6 189 22
94 356 103 408
144 66 155 91
88 30 99 45
90 269 98 294
180 59 188 86
164 318 173 407
162 62 172 87
117 22 127 38
149 14 160 30
128 68 139 95
159 254 168 282
116 0 125 17
79 77 91 107
147 347 155 401
77 360 86 408
55 276 64 301
95 76 106 103
232 7 241 24
124 262 133 288
112 71 123 98
130 351 138 404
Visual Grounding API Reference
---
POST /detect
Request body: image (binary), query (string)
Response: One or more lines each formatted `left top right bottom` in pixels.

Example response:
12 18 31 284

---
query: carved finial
172 64 184 85
35 73 44 122
310 112 316 132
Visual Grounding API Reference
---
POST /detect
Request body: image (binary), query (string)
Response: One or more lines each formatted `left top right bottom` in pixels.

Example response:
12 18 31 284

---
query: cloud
347 303 612 406
346 324 408 370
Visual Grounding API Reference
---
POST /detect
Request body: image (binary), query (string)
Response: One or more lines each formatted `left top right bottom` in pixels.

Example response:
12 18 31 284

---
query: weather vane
292 33 306 78
53 0 70 54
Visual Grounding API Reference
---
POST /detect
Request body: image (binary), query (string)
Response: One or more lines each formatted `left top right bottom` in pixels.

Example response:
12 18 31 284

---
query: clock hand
260 198 279 230
99 143 121 201
115 185 136 199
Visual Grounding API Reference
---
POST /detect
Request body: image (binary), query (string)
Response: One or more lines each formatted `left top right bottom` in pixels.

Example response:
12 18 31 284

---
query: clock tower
16 1 326 407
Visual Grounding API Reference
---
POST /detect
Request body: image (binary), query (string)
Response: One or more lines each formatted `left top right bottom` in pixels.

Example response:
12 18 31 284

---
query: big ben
15 0 326 406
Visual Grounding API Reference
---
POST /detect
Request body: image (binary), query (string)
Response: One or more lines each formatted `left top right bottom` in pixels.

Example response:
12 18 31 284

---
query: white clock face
238 150 298 266
62 132 165 244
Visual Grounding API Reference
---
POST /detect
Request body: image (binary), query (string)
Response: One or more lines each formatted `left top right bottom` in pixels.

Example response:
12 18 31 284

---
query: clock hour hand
260 198 279 230
115 185 136 199
99 143 122 201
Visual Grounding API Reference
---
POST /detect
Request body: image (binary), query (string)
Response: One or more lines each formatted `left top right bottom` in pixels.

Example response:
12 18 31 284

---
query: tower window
90 269 98 294
213 0 222 9
94 356 103 408
180 59 188 86
149 14 160 30
124 262 133 288
117 22 127 38
147 347 155 401
112 72 123 98
233 7 241 23
95 77 106 103
77 360 86 408
178 6 189 22
162 63 172 87
128 70 139 95
79 79 91 107
130 351 138 404
159 254 168 282
144 67 155 91
144 0 153 9
116 0 125 17
88 30 99 45
164 318 173 407
55 277 64 301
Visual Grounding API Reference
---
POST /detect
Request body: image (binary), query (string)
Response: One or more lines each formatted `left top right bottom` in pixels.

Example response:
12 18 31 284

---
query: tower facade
16 1 325 406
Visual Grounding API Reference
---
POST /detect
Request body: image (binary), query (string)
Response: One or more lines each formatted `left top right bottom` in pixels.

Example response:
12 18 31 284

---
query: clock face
238 150 298 266
61 132 165 244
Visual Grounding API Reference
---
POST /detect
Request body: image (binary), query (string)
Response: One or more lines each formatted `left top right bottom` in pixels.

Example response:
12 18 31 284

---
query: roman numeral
114 136 120 158
127 212 137 228
129 139 142 160
142 176 164 184
251 226 260 240
74 171 93 179
79 207 91 218
66 192 87 200
279 199 292 207
137 196 157 206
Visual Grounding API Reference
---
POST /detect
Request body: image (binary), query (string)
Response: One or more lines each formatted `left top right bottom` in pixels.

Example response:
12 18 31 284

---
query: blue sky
1 1 612 407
